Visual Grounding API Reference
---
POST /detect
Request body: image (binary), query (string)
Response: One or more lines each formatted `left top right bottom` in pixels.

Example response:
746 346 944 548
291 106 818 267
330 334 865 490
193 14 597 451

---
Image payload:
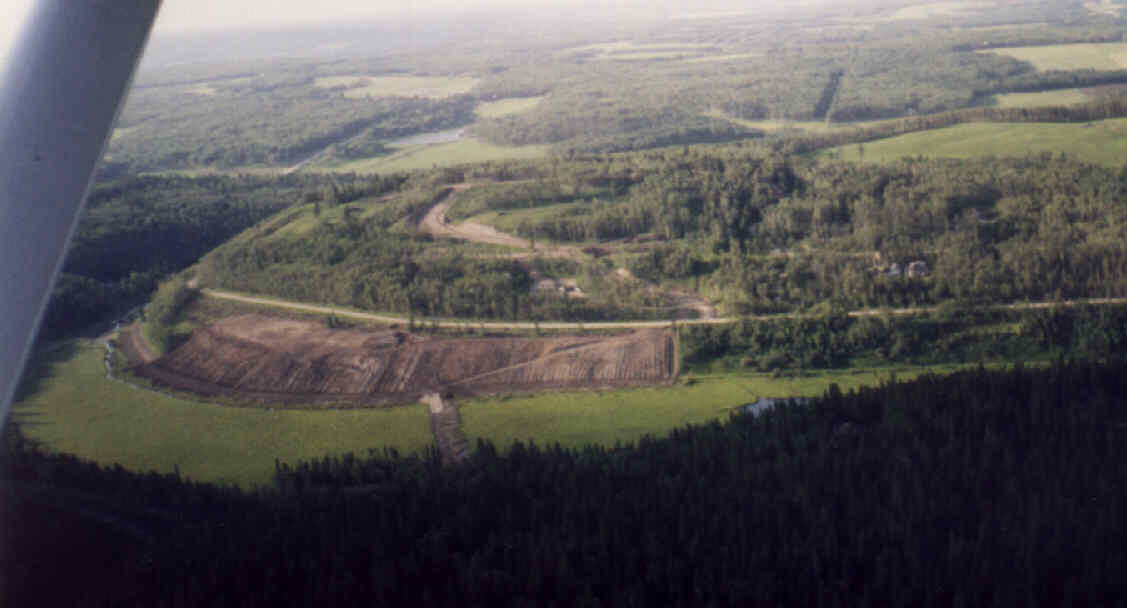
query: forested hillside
222 150 1127 320
41 172 405 340
99 0 1127 173
5 361 1126 606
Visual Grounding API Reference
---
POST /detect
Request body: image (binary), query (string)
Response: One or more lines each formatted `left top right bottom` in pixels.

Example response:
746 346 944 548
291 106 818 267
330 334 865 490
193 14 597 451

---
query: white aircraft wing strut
0 0 161 429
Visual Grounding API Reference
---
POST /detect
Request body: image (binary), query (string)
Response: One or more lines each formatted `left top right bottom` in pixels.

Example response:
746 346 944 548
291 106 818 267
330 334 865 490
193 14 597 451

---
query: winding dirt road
419 184 583 257
417 184 715 317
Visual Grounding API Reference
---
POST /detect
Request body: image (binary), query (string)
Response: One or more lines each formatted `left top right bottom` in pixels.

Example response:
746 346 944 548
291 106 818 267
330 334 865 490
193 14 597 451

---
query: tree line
5 359 1126 605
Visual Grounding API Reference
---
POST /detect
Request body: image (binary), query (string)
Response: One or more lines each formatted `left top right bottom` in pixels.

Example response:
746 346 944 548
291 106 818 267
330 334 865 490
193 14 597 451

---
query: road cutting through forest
418 184 717 318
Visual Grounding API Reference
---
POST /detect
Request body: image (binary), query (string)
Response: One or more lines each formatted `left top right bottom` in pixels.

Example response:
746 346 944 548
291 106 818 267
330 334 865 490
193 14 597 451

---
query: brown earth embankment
132 314 674 405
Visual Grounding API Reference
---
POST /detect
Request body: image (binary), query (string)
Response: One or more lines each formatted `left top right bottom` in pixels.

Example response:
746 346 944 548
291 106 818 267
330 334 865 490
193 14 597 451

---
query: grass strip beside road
460 365 965 451
200 287 1127 330
13 341 434 488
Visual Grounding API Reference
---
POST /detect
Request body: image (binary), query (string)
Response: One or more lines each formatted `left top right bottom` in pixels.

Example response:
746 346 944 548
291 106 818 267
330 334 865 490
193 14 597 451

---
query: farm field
825 119 1127 167
992 88 1093 108
705 109 889 134
12 341 434 488
1085 0 1124 17
460 365 963 451
476 96 545 118
312 74 480 99
978 43 1127 71
887 1 982 21
140 165 284 178
317 137 548 173
683 52 761 64
462 201 591 235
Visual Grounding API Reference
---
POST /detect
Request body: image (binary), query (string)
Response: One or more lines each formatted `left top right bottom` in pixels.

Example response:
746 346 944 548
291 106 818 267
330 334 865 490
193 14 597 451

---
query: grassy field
464 200 589 233
992 88 1093 108
460 366 959 451
684 52 761 64
705 109 891 134
313 74 480 99
475 96 545 118
598 51 695 61
824 119 1127 167
564 41 715 61
185 84 219 96
1085 0 1124 17
979 43 1127 71
140 166 284 178
110 126 138 141
887 1 981 20
318 137 548 173
12 341 434 488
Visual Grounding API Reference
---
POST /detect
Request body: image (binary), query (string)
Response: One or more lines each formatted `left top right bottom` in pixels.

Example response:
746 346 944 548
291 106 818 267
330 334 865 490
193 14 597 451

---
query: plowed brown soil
133 314 674 405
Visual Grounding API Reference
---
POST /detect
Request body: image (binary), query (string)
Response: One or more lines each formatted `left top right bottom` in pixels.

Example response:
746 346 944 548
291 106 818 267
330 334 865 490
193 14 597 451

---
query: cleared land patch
476 96 545 118
133 315 675 404
313 74 480 99
13 341 433 488
887 2 982 21
824 119 1127 167
992 88 1094 108
563 41 715 61
683 52 761 64
318 137 548 173
1086 0 1124 17
978 43 1127 71
705 108 889 134
460 366 959 450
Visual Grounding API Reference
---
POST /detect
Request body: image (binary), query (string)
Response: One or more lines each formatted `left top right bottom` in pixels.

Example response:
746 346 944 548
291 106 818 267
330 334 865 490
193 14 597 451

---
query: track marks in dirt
133 315 675 405
422 393 470 465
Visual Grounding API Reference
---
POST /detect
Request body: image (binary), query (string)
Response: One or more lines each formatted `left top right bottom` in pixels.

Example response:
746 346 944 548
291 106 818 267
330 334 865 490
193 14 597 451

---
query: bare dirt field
132 314 675 405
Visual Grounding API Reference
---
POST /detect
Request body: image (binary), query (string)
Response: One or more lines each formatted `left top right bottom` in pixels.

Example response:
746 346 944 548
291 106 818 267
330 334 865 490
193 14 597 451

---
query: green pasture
185 84 219 96
252 195 395 242
1086 0 1124 17
312 74 480 99
684 52 761 64
318 137 548 174
887 2 981 21
110 126 138 141
464 200 589 234
598 51 695 61
978 43 1127 71
140 166 284 178
460 366 957 452
12 341 434 488
992 88 1093 108
824 119 1127 167
476 96 545 118
705 109 889 134
564 41 715 61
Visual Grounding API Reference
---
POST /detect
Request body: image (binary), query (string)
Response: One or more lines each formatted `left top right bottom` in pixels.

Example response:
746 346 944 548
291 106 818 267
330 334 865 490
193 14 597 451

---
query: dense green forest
12 3 1127 605
337 151 1127 318
102 0 1127 171
5 360 1126 606
200 182 668 322
41 172 405 340
680 304 1127 372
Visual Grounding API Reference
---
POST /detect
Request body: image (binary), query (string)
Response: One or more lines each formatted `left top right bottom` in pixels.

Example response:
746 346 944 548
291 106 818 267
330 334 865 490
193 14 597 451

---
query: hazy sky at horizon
0 0 808 66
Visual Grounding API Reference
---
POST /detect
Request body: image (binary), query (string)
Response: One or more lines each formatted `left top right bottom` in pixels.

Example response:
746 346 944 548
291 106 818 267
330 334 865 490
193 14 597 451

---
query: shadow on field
11 340 79 405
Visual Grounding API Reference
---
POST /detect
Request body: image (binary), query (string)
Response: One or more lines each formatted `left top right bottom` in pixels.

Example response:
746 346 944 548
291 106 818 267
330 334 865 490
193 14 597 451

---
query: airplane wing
0 0 162 428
